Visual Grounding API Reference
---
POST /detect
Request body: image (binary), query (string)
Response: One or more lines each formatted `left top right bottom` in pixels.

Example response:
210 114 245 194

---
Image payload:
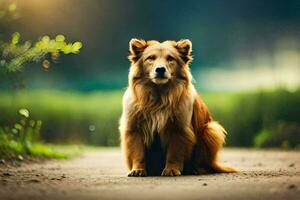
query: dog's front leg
123 131 147 177
162 131 195 176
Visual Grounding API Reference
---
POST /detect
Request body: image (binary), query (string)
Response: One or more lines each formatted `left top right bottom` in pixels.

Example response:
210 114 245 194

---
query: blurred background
0 0 299 157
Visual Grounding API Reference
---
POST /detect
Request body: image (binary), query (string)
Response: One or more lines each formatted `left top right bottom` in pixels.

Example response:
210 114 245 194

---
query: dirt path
0 148 299 200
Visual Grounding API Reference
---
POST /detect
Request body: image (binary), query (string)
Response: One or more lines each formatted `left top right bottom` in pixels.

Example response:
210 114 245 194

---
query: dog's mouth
152 76 170 84
155 74 168 80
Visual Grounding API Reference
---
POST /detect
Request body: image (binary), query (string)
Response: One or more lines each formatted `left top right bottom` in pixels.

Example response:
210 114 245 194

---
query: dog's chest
142 108 172 146
149 110 170 132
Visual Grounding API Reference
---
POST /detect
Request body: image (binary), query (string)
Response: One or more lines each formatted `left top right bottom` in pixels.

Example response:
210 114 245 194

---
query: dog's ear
176 39 193 64
128 38 147 63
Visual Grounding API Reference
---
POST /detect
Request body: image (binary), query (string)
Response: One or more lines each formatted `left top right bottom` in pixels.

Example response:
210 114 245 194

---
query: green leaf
55 34 65 42
11 32 20 45
12 128 18 134
71 41 83 53
14 123 23 130
41 36 50 44
19 108 29 118
62 43 73 54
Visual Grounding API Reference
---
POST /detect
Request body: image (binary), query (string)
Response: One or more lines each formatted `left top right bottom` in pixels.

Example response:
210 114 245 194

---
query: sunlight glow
197 41 300 92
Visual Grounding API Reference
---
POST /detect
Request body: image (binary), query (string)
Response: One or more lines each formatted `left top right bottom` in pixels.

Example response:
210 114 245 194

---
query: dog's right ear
176 39 193 64
128 38 147 63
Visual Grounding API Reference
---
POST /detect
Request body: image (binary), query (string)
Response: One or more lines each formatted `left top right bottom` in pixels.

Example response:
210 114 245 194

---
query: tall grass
0 89 299 148
0 90 123 146
204 90 300 148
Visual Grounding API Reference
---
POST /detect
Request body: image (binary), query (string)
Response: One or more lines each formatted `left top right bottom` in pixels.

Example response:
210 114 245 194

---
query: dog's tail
192 95 237 173
203 121 237 173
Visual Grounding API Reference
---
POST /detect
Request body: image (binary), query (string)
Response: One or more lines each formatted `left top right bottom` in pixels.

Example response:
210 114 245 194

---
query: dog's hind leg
191 95 236 174
193 121 237 173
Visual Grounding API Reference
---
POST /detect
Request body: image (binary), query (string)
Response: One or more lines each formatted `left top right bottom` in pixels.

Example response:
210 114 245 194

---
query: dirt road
0 148 299 200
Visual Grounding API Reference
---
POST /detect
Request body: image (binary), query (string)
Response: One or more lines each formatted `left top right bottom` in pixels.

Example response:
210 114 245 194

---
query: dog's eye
167 55 175 62
146 55 156 61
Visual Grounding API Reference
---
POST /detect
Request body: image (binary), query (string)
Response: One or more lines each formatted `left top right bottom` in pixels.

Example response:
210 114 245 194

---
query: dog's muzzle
155 66 167 79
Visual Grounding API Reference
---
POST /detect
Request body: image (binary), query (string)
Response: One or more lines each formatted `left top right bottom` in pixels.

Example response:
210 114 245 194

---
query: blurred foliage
0 91 122 146
0 89 299 148
0 108 82 159
0 1 83 158
0 108 42 155
27 143 82 159
254 123 300 148
0 32 83 73
0 1 83 90
205 89 300 148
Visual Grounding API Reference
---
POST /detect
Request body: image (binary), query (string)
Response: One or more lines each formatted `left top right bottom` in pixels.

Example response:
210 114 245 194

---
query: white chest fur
141 108 172 146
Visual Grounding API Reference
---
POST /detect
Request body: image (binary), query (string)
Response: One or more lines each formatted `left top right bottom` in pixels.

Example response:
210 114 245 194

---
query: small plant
0 108 42 157
0 108 81 159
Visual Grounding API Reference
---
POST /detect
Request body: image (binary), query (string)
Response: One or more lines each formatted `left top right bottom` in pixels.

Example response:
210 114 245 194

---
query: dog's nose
155 67 166 75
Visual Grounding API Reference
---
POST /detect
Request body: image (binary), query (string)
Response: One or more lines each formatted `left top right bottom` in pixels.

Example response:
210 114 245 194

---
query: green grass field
0 89 299 151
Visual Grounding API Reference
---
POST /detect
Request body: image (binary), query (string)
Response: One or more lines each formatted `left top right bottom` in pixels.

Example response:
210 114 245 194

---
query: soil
0 148 299 200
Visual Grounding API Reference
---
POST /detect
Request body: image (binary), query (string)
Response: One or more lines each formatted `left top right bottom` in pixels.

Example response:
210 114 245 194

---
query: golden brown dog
119 39 236 176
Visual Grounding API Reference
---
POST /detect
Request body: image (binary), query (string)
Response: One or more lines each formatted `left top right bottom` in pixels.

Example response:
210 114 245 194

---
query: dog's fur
119 39 236 176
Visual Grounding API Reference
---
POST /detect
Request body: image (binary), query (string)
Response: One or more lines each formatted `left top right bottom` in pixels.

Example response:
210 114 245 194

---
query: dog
119 39 236 176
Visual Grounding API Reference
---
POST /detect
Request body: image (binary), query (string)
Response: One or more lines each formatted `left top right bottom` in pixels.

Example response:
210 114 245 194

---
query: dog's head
128 39 193 85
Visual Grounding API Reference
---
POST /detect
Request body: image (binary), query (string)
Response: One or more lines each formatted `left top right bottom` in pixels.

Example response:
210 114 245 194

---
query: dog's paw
161 168 181 176
128 169 147 177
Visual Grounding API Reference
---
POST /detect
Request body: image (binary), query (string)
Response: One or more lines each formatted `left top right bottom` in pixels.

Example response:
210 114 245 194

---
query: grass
29 143 83 159
0 90 123 146
0 142 82 159
0 88 299 149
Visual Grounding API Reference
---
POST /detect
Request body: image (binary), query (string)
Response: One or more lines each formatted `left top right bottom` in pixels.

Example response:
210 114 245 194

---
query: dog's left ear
128 38 147 63
176 39 192 63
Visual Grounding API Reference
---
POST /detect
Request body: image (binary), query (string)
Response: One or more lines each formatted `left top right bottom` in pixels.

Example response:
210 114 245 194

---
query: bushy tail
192 95 237 173
204 121 237 173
